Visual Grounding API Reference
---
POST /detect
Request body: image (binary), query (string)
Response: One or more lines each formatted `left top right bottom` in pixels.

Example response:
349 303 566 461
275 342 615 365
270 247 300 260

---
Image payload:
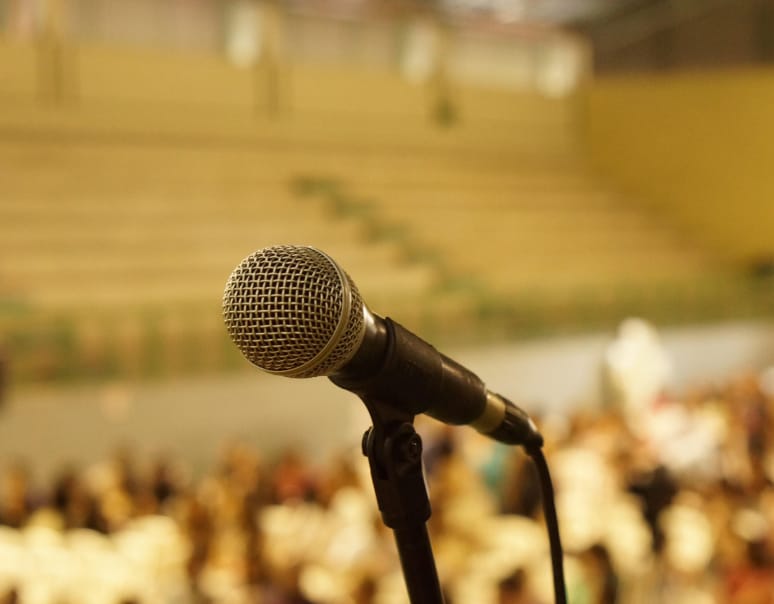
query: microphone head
222 245 366 378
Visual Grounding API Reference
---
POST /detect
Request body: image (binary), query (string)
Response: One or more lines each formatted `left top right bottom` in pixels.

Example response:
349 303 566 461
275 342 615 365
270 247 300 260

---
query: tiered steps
0 141 444 381
339 162 717 299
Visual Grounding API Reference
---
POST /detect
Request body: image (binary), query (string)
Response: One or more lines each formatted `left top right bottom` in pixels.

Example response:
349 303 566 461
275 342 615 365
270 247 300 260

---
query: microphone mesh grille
222 245 364 377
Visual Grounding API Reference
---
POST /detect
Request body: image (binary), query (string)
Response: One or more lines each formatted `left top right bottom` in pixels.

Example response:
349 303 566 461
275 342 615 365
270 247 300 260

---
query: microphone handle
331 316 488 425
332 317 542 447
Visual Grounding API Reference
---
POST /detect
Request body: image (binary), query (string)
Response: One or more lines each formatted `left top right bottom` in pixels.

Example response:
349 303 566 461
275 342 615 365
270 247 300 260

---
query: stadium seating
0 37 762 383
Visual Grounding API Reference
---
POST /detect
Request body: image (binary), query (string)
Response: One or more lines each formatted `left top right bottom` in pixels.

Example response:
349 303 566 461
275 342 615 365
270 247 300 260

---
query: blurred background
0 0 773 602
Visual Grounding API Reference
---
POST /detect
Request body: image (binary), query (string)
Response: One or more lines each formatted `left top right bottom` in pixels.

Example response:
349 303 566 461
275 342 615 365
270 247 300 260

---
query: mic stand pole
360 398 445 604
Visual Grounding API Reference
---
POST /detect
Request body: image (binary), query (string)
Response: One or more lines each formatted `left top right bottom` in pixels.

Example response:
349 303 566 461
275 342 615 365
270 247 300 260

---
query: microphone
222 245 543 448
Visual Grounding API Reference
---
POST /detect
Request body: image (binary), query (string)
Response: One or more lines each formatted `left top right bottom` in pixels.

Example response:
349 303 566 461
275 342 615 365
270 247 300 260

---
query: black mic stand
360 397 445 604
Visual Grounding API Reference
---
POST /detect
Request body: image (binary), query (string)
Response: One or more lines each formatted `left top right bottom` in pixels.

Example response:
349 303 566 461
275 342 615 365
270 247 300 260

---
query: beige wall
0 35 581 156
2 320 772 476
586 69 774 261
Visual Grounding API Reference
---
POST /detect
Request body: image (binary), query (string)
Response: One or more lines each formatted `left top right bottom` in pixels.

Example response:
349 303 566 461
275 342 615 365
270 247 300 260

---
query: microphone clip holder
360 397 445 604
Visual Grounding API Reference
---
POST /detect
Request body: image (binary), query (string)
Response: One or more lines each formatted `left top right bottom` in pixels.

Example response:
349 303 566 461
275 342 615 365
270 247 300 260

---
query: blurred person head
0 342 7 410
721 533 774 604
271 561 315 604
0 587 18 604
51 466 104 531
660 492 715 577
0 462 34 528
149 452 186 507
497 569 531 604
579 544 618 604
626 463 678 554
97 485 135 533
269 448 315 505
500 449 541 518
352 575 378 604
315 451 362 508
423 424 458 476
218 441 263 488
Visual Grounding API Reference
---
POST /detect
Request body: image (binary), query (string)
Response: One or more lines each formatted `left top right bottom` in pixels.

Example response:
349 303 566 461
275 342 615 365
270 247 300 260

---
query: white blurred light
604 318 673 427
660 503 714 574
759 365 774 396
401 18 441 84
536 42 582 98
225 0 262 68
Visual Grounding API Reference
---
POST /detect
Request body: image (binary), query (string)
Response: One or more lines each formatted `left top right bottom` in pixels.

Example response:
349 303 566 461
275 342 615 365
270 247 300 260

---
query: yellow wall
0 38 38 100
77 44 255 108
587 69 774 261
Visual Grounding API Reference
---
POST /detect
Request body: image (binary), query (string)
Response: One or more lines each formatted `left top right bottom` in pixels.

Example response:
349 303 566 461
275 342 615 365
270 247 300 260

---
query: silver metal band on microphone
471 391 507 434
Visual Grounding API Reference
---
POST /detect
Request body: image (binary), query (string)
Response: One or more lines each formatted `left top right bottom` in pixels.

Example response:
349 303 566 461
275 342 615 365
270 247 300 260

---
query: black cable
526 445 567 604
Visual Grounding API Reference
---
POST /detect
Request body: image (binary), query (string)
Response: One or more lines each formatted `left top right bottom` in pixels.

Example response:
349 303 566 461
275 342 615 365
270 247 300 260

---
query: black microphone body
332 314 542 448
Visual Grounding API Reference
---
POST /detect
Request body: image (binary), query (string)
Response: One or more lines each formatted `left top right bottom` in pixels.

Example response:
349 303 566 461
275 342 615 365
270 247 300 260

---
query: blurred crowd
0 365 773 603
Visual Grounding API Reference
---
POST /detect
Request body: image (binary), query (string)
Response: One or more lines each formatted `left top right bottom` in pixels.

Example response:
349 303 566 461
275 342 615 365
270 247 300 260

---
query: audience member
0 367 772 603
